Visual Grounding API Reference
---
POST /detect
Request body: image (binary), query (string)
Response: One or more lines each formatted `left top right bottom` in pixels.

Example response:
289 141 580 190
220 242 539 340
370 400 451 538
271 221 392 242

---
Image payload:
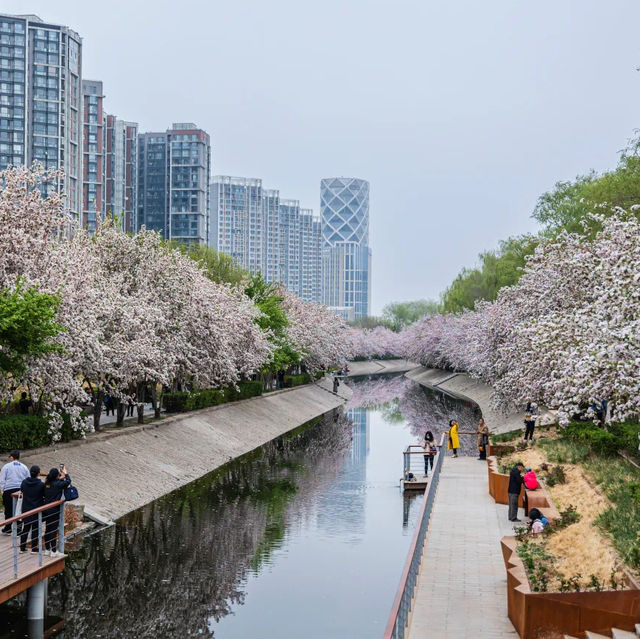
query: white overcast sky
6 0 640 313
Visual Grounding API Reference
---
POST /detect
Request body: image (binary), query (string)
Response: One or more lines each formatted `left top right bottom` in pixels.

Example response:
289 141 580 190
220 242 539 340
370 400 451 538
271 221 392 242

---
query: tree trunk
136 381 146 424
116 401 125 426
93 389 104 432
151 384 161 418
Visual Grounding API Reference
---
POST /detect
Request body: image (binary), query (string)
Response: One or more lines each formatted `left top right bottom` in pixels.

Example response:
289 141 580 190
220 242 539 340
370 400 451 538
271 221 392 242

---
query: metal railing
1 499 66 579
403 445 436 477
383 433 446 639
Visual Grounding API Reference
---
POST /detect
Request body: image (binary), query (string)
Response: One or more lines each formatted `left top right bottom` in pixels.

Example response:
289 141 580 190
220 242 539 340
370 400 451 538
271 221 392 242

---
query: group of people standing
420 417 489 470
0 450 71 556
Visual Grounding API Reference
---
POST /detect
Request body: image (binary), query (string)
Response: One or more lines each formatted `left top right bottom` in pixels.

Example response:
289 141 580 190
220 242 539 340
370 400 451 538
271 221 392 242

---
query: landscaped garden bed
490 420 640 637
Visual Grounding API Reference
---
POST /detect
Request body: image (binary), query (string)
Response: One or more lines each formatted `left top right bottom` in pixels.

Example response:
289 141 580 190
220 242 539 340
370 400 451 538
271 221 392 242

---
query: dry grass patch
503 442 628 591
546 465 623 588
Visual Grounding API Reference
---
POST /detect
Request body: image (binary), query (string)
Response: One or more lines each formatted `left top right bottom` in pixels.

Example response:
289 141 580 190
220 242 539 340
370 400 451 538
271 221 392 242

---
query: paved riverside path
407 456 519 639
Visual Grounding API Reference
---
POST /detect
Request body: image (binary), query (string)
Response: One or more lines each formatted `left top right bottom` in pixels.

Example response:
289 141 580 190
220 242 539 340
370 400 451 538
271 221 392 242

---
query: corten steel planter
487 443 516 458
487 455 560 522
501 536 640 639
487 455 524 507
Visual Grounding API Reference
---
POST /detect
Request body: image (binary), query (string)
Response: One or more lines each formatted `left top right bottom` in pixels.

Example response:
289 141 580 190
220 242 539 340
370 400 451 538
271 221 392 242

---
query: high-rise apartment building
81 79 104 232
138 123 210 244
211 176 322 302
262 188 280 284
279 199 301 295
321 177 371 319
299 209 322 303
211 176 263 270
0 13 83 218
105 115 138 232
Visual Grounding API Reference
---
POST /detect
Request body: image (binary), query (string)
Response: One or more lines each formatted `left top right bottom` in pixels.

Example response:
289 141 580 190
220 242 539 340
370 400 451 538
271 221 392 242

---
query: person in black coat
508 462 525 522
19 465 44 553
43 466 71 556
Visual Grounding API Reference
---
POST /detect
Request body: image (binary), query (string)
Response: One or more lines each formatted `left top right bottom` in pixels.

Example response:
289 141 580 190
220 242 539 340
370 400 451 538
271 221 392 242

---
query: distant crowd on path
0 450 73 556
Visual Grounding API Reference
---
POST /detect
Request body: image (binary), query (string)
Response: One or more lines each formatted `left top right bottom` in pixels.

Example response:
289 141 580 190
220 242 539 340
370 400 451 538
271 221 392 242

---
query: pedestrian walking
447 419 460 457
477 418 489 460
523 412 536 442
423 430 436 474
43 465 71 556
126 393 136 417
508 462 525 522
1 450 29 534
19 465 44 553
332 376 340 394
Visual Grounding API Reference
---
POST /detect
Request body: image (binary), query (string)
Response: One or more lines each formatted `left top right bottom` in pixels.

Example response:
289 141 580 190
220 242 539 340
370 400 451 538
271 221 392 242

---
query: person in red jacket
523 467 539 490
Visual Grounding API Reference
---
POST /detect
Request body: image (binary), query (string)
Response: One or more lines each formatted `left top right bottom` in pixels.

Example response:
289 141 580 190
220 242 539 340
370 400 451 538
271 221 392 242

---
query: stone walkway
407 456 519 639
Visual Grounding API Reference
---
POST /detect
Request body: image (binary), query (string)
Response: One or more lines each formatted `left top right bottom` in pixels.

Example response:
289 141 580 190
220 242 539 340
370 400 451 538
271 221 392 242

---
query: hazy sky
6 1 640 313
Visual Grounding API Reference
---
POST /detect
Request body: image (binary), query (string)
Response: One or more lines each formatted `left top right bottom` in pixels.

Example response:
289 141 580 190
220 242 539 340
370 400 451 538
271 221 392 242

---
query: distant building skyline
211 175 323 303
321 177 371 319
0 11 364 313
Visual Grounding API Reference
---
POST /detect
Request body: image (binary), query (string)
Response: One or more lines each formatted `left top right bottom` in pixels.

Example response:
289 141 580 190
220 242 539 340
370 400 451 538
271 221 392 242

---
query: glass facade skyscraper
321 177 371 319
0 13 83 218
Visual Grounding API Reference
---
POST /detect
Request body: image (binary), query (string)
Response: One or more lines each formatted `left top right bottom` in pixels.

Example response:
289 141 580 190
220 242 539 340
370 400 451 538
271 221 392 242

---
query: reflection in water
347 375 481 455
1 378 472 639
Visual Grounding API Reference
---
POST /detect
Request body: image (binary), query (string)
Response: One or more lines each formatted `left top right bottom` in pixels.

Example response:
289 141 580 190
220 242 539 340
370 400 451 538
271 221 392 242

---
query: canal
0 376 479 638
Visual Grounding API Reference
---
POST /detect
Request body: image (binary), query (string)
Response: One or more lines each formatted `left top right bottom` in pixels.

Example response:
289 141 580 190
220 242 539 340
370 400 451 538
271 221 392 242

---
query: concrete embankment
22 378 350 523
345 359 418 377
405 366 556 434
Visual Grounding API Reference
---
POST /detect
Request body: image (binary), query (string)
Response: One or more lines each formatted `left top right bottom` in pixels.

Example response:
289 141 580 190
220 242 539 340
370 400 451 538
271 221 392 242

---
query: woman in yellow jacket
447 419 460 458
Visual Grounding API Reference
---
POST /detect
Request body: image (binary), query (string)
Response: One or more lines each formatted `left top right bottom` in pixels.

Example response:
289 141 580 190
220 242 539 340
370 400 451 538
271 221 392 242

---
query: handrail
2 499 65 528
1 499 67 579
384 433 447 639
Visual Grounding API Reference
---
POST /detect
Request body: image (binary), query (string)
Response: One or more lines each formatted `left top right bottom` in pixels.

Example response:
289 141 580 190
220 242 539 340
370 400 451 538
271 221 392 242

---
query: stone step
585 632 612 639
611 629 638 639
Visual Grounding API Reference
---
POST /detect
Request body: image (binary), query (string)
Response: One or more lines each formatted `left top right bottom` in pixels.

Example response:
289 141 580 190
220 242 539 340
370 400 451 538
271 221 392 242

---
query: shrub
0 414 51 450
163 382 264 413
284 373 311 388
545 465 566 487
163 392 191 413
558 504 580 527
564 421 618 456
608 421 640 456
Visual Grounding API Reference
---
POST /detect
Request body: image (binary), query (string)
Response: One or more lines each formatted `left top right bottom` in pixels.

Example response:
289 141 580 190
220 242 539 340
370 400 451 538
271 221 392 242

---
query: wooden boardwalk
407 456 518 639
0 530 65 604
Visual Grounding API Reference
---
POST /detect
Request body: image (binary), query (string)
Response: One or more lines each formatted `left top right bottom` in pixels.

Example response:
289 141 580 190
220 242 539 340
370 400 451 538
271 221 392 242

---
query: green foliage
563 421 619 456
517 540 553 592
0 413 84 451
348 316 394 330
490 429 522 443
244 274 301 374
171 242 248 286
558 504 580 528
283 373 312 388
538 438 591 464
163 382 264 413
0 281 63 377
545 464 566 487
533 136 640 236
588 457 640 569
440 235 537 312
381 299 439 331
